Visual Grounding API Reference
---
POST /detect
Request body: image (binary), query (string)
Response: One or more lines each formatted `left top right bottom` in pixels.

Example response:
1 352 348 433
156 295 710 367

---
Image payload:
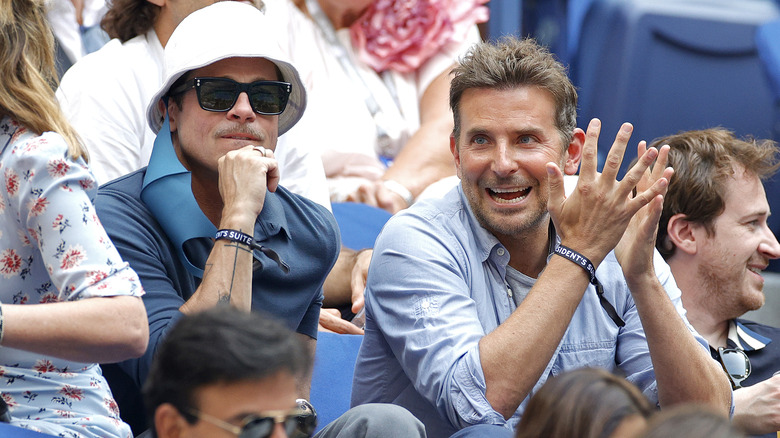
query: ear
563 128 585 175
165 99 178 133
666 213 698 255
450 135 462 179
154 403 187 438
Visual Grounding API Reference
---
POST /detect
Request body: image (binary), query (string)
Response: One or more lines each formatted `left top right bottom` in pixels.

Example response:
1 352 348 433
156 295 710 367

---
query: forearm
322 246 357 307
479 256 591 418
732 382 780 434
2 295 148 363
383 67 455 198
180 214 255 314
384 120 455 198
629 275 732 414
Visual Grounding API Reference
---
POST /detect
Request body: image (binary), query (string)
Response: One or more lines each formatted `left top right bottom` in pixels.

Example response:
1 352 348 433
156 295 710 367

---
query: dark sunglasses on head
717 346 751 389
187 407 315 438
170 77 291 115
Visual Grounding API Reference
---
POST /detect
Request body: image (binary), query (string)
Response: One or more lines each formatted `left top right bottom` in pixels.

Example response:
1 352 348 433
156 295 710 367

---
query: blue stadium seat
572 0 780 176
755 18 780 272
309 332 364 433
756 19 780 140
331 202 391 251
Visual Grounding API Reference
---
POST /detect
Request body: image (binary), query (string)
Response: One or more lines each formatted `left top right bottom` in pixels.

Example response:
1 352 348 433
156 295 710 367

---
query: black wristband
553 243 625 327
215 229 254 247
553 244 597 285
215 229 290 274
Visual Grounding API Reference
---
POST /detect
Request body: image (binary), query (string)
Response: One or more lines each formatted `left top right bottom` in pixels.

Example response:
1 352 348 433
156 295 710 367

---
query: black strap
215 229 290 274
554 244 625 327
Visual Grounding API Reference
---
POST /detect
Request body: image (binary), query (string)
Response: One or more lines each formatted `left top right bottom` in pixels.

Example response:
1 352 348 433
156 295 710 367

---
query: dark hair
638 403 745 438
650 128 780 259
449 36 578 149
101 0 159 42
143 307 311 428
515 368 655 438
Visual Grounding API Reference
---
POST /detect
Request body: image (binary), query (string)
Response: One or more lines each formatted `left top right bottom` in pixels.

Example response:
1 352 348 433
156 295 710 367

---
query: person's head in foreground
515 368 655 438
143 307 312 438
637 403 745 438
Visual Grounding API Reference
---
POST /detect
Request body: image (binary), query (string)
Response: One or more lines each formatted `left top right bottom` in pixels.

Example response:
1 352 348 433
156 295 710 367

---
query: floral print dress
0 116 143 438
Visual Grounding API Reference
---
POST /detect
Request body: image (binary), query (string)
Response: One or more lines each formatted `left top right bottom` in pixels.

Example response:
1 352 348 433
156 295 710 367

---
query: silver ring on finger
253 146 267 157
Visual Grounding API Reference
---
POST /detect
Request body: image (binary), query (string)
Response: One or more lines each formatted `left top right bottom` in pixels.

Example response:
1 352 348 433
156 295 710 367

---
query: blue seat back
755 18 780 271
309 332 364 433
573 0 780 176
331 202 391 251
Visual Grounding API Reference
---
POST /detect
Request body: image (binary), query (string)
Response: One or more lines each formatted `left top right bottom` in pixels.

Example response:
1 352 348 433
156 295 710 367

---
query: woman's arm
2 295 148 363
348 68 456 213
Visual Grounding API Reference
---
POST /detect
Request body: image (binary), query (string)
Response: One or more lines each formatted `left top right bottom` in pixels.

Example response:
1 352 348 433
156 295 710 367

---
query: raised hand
615 141 674 281
547 119 669 267
218 145 280 223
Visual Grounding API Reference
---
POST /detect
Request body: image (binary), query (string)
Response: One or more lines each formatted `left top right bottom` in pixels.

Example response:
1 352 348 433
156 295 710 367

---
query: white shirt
46 0 108 63
56 28 331 209
268 0 480 201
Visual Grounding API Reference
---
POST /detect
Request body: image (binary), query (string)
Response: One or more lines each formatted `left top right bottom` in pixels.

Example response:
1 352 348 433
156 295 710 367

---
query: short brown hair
653 128 780 259
101 0 159 43
449 36 578 149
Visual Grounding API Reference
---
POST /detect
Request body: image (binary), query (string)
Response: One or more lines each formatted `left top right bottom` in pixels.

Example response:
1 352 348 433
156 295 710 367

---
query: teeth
748 267 762 274
492 187 529 193
493 195 525 203
490 191 528 203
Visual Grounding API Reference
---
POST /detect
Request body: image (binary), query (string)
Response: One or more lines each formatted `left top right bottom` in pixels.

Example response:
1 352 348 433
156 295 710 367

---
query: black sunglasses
187 407 315 438
717 347 751 389
171 77 291 115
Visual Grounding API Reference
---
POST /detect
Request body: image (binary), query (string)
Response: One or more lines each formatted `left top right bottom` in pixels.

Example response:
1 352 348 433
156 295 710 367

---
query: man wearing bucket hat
56 0 328 201
57 0 373 337
93 2 425 437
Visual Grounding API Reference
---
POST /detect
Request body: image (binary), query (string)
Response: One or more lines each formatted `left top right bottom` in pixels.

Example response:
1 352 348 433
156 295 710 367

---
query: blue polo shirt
709 319 779 438
709 319 778 386
94 123 339 433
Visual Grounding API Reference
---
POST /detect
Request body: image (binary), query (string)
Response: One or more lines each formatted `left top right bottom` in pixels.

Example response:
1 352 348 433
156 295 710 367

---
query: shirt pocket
550 340 617 376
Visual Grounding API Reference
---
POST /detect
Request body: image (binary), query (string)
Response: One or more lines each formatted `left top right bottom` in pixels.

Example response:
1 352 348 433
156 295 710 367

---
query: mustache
480 177 536 188
213 125 266 142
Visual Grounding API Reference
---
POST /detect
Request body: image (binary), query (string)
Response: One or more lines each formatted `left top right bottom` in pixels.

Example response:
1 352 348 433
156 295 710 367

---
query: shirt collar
140 115 290 278
455 185 556 266
457 185 504 264
728 319 772 351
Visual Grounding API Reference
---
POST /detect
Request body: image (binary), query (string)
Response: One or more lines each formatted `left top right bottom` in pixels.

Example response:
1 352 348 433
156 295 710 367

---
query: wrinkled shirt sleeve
615 250 716 406
367 210 505 429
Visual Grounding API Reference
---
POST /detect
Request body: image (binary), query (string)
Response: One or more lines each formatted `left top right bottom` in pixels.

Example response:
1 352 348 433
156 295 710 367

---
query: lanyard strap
304 0 401 156
554 244 626 327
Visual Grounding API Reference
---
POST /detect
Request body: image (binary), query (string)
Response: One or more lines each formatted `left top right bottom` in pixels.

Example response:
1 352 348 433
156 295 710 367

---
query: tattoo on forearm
211 237 251 306
227 241 248 302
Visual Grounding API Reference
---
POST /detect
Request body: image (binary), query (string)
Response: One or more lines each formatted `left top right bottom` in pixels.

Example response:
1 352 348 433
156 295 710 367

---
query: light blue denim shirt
351 185 707 438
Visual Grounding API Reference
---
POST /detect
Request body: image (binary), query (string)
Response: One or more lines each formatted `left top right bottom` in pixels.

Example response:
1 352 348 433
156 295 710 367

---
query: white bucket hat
146 1 306 136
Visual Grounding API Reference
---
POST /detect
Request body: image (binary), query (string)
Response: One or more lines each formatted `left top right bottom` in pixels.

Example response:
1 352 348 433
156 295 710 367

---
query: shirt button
497 248 505 256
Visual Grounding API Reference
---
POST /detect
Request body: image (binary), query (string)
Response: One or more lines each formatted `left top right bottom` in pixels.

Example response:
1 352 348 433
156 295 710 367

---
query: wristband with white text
215 229 290 274
553 244 625 327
